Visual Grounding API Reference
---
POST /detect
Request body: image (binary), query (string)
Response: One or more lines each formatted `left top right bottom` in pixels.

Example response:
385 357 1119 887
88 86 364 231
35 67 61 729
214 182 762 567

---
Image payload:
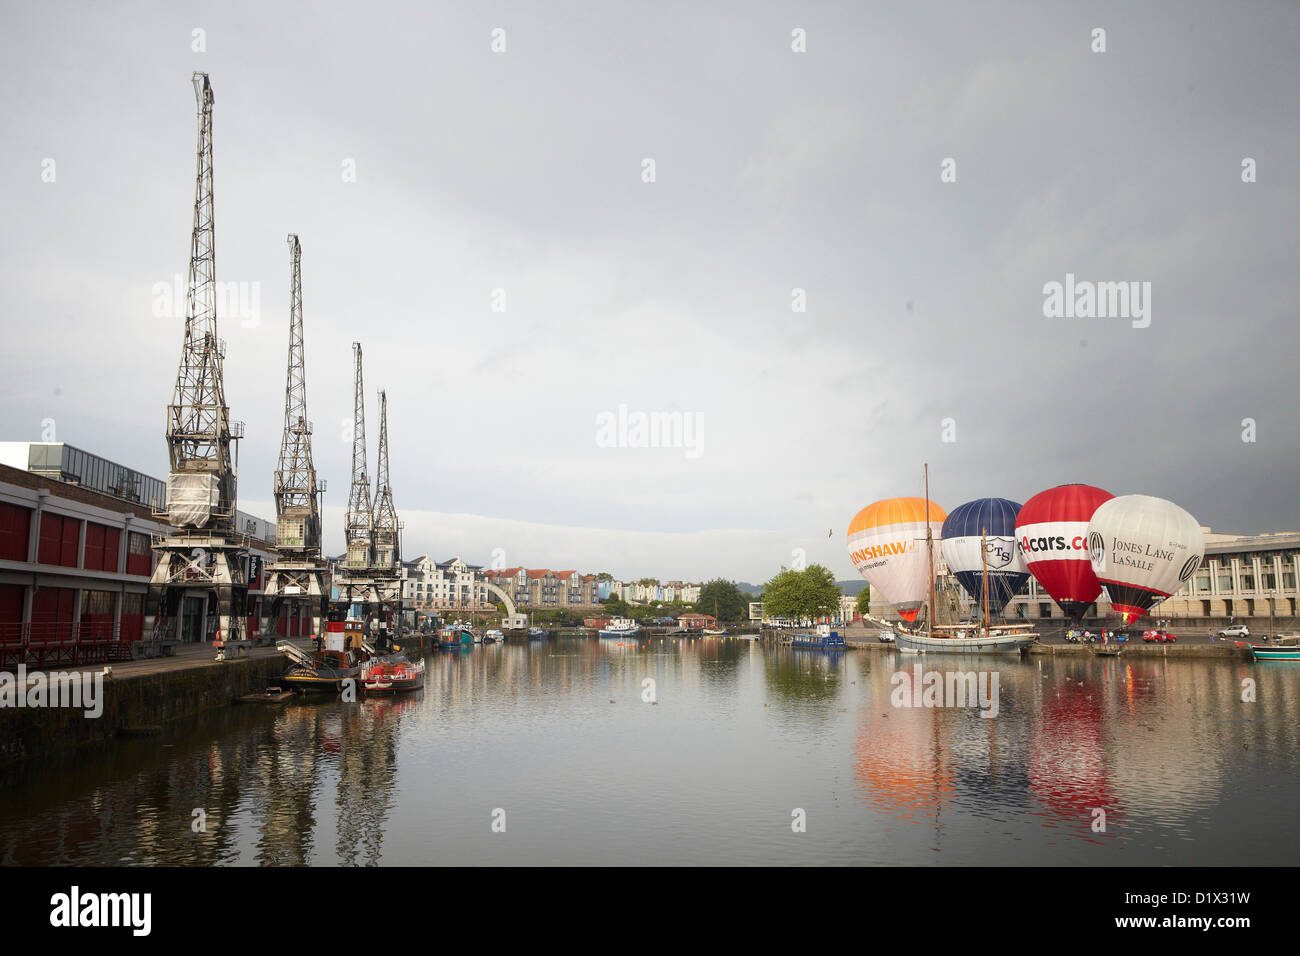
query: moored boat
483 629 503 644
362 655 426 694
889 467 1038 656
894 626 1037 655
280 609 365 691
1249 645 1300 661
598 617 641 638
527 626 548 640
439 622 475 649
789 626 846 650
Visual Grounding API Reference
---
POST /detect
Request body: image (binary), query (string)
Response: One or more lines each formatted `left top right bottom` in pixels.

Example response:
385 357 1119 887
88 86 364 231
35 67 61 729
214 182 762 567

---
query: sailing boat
702 596 727 635
894 466 1038 655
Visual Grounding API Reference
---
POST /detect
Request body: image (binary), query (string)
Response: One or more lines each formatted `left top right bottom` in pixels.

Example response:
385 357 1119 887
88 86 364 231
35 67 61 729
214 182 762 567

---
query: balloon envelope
1087 494 1205 620
940 498 1029 616
847 497 947 622
1016 484 1114 621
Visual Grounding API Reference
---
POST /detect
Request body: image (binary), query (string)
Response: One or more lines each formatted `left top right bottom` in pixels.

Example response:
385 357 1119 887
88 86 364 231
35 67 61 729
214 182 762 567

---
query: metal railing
0 622 136 669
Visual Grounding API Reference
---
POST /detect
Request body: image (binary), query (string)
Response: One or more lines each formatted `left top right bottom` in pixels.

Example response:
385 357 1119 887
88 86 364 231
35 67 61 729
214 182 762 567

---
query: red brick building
0 443 282 667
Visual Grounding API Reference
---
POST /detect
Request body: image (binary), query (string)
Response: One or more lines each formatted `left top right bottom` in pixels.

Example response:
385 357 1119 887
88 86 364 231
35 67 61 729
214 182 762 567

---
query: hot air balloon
940 498 1029 618
847 497 947 623
1087 495 1205 621
1016 484 1114 622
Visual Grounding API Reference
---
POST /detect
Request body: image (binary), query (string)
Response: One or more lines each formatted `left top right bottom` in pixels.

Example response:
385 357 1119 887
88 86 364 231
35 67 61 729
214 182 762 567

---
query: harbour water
2 639 1297 866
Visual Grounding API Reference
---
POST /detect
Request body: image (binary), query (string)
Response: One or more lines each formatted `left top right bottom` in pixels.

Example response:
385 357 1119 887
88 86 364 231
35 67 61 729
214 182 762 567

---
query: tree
595 572 614 581
761 564 842 623
602 595 631 616
855 587 872 619
695 579 750 622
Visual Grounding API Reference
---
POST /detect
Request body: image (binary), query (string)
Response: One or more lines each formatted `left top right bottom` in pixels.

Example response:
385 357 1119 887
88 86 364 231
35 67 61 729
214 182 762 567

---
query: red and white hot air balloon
1015 484 1114 622
847 497 947 623
1086 495 1205 622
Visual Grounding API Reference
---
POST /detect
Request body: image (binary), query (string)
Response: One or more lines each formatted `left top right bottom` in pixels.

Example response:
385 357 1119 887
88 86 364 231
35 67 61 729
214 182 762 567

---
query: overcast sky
1 1 1296 583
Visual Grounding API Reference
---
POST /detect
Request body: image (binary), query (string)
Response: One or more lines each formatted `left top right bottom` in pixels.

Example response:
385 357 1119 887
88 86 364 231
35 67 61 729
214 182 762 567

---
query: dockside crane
344 343 373 572
146 73 250 660
263 234 329 646
369 389 405 646
333 344 398 646
372 390 400 570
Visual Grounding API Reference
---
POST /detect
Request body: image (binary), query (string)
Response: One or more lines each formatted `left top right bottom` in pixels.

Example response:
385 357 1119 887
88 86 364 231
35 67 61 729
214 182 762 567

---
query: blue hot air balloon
940 498 1030 618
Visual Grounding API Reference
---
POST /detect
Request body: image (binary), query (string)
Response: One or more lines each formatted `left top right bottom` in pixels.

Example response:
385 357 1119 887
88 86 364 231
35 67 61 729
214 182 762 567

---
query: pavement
10 638 314 679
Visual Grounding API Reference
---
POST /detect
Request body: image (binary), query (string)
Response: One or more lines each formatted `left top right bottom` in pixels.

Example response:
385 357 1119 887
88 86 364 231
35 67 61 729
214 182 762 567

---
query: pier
0 639 309 766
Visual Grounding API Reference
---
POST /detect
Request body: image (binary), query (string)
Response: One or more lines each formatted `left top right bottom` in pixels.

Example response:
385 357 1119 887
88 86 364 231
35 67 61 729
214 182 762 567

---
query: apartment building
478 567 600 610
400 554 491 611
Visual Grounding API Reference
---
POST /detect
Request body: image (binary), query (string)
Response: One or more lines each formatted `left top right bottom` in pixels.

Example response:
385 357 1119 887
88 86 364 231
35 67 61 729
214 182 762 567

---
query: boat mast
925 464 935 637
981 526 990 640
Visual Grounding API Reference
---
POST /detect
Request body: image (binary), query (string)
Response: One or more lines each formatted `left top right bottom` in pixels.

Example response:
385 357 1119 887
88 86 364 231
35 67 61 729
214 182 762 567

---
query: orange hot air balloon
847 497 947 622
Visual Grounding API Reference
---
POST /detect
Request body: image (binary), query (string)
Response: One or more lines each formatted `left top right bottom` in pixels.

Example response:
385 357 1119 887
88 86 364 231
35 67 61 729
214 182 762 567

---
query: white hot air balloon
847 497 947 623
1086 494 1205 622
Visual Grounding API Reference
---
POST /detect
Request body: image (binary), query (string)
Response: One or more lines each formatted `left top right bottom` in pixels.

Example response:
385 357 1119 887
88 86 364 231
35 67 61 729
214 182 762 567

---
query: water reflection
0 642 1297 866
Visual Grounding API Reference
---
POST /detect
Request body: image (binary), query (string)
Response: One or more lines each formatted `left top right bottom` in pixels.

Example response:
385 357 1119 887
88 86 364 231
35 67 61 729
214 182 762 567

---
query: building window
1240 558 1256 591
126 531 152 576
37 512 80 568
0 502 32 562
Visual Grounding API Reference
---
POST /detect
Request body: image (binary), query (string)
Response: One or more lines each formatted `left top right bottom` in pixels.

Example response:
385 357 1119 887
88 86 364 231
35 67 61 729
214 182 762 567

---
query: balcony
0 622 134 669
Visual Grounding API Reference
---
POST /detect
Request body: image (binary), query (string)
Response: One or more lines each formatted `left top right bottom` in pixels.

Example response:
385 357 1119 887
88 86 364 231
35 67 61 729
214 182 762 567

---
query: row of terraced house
598 580 703 604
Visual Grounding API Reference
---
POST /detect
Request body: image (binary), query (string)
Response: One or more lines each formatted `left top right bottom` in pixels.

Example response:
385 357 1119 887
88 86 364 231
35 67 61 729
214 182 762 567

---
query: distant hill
735 582 764 597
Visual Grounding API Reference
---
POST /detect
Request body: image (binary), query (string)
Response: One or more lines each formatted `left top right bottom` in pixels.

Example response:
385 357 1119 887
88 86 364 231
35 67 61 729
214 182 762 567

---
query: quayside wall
0 653 285 767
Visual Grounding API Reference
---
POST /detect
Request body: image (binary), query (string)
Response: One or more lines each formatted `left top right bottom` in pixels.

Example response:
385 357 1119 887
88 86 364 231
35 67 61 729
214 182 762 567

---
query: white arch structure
481 580 527 629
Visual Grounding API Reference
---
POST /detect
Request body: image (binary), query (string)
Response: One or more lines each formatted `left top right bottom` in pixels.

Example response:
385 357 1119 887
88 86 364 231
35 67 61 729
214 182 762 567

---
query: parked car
1142 629 1177 644
1218 624 1250 640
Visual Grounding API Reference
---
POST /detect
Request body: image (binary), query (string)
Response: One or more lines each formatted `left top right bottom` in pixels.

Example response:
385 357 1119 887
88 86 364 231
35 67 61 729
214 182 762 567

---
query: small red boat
361 656 426 695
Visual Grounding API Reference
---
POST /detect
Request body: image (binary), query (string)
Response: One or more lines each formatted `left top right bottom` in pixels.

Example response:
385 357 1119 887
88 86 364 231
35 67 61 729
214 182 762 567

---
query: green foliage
855 587 872 617
695 579 750 622
761 564 842 622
